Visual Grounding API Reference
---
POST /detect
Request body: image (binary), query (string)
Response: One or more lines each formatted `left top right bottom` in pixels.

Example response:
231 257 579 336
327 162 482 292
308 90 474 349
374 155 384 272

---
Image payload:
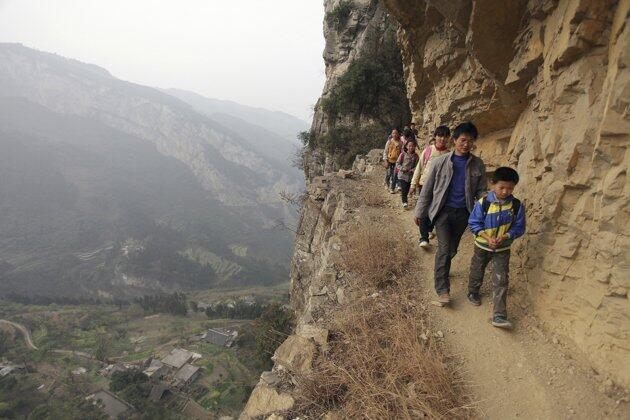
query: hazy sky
0 0 326 121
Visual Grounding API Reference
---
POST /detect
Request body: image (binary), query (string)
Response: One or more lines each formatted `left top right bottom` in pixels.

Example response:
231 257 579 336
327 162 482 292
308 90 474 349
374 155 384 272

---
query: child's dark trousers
468 246 510 317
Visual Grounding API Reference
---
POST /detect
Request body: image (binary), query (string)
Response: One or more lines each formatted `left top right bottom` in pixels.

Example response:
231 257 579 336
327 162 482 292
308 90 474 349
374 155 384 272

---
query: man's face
453 134 474 154
435 135 448 149
492 181 516 200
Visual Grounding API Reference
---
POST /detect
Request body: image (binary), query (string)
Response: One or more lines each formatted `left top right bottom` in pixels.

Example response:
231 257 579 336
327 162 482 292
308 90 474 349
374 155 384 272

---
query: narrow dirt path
375 173 629 419
0 319 38 350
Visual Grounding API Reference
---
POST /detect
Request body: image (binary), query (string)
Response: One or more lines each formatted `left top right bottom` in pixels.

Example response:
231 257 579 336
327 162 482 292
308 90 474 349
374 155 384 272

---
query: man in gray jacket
414 122 486 305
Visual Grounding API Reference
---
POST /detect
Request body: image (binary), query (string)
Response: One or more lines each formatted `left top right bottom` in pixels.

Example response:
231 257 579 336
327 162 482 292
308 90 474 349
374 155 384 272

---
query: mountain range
0 43 307 299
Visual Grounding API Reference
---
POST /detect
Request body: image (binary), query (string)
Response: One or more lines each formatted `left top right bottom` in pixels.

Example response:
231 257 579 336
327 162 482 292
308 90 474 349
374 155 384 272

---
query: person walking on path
383 128 402 193
467 167 526 329
414 122 486 305
410 125 451 247
396 139 419 208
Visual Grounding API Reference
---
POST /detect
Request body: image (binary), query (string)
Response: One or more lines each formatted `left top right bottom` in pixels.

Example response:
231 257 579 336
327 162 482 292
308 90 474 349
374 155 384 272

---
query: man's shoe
467 292 481 306
419 240 429 248
491 315 512 329
438 293 451 304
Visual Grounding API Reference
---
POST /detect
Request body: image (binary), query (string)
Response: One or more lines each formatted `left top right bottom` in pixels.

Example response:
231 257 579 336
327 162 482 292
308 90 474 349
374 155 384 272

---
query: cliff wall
382 0 630 387
304 0 410 178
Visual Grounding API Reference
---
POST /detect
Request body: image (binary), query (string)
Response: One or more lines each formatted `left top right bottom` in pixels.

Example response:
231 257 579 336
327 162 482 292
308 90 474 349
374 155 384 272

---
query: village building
149 384 174 403
161 348 195 370
193 328 238 347
88 389 134 419
143 359 169 380
172 364 201 388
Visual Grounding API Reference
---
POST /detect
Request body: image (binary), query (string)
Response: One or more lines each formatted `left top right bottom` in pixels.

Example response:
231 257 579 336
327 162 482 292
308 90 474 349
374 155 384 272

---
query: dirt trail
377 178 629 419
0 319 38 350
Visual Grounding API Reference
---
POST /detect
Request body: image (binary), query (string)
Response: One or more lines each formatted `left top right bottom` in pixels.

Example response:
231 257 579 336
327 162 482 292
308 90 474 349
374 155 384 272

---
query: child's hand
495 234 509 246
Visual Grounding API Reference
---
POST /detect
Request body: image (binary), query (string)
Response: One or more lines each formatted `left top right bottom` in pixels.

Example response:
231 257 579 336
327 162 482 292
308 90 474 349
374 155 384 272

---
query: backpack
481 196 521 221
387 141 402 162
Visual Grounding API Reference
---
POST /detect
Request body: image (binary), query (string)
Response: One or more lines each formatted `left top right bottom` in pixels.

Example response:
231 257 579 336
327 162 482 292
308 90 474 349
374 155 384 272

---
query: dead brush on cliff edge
292 283 473 418
362 188 386 207
342 223 413 288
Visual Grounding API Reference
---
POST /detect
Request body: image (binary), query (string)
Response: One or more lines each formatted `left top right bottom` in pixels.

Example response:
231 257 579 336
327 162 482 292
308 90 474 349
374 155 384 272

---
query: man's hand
414 217 421 226
409 186 416 196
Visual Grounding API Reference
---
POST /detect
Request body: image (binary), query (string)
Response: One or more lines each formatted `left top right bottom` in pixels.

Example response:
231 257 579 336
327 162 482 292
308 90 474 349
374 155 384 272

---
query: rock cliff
303 0 410 178
383 0 630 388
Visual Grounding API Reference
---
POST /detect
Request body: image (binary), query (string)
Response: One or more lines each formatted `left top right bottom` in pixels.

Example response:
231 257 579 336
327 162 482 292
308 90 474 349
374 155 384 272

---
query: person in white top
409 125 451 247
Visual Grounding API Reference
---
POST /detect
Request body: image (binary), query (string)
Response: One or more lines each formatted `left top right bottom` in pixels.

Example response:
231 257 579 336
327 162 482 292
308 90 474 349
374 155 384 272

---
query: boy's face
434 135 447 148
407 142 416 153
492 180 516 200
453 134 474 154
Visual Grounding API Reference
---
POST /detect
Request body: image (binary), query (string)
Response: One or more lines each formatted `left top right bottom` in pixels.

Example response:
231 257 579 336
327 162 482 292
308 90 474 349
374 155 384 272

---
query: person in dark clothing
414 122 486 305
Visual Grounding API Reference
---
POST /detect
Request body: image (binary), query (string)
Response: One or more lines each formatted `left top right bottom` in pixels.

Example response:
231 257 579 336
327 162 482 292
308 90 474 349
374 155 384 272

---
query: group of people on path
382 122 526 328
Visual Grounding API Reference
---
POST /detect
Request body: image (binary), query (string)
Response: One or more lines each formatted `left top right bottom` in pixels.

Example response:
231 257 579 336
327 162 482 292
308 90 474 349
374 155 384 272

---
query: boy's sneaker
491 315 512 329
437 293 451 304
389 189 395 194
402 202 408 208
419 240 429 248
467 292 481 306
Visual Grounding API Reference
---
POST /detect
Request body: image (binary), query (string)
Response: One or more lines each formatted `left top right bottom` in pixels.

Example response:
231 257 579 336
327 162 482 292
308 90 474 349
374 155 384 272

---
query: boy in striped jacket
467 167 526 329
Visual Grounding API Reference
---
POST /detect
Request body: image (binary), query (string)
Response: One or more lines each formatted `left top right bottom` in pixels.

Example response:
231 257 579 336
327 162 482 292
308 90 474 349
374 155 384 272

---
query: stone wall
382 0 630 387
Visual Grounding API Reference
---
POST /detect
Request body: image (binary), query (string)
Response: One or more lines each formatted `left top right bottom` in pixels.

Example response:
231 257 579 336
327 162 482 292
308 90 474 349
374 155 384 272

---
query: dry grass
343 223 413 288
293 284 473 418
362 189 387 207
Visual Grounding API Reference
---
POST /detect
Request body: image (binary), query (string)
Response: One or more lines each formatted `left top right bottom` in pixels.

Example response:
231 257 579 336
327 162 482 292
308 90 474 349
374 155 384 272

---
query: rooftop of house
89 389 134 419
161 348 194 369
173 364 200 385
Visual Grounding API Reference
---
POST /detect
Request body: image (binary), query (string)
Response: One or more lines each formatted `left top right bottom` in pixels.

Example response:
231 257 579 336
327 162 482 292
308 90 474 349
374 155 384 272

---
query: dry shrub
294 287 473 418
362 189 386 207
343 223 413 288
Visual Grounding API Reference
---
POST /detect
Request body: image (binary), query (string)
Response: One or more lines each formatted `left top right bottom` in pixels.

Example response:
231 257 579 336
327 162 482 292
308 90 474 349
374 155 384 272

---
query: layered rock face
304 0 409 178
311 0 391 136
382 0 629 387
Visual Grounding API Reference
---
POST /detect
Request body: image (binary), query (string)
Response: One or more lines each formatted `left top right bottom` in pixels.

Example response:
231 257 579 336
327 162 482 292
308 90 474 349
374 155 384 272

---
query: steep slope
382 0 630 388
0 98 288 299
166 90 304 182
243 156 629 419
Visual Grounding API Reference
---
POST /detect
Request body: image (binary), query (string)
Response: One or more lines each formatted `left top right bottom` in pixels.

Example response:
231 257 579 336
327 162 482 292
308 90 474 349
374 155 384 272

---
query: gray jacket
415 152 486 221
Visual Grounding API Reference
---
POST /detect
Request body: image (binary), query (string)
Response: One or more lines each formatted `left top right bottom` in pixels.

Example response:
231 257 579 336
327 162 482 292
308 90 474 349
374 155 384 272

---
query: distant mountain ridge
165 88 308 143
0 43 303 298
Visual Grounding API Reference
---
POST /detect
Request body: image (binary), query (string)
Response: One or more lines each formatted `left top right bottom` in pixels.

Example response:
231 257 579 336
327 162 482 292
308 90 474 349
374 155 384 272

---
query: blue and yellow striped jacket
468 191 526 252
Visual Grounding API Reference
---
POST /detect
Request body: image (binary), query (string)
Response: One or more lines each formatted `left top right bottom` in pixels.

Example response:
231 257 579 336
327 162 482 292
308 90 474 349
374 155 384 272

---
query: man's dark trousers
433 206 470 294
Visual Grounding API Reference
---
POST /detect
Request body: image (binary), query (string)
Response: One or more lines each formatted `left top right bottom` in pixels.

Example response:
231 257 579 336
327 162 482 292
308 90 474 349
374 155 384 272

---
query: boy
396 139 419 208
467 167 526 329
414 122 486 305
382 128 402 193
410 125 451 247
